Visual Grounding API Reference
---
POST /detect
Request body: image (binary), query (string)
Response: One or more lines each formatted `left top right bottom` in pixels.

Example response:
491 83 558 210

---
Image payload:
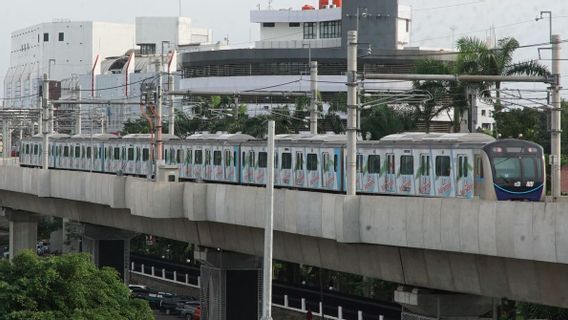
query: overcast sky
1 0 567 98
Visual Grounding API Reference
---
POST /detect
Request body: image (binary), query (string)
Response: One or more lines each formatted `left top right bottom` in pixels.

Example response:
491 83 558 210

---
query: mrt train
19 132 545 201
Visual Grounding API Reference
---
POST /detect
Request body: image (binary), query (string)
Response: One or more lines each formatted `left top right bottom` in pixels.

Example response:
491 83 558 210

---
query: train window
186 149 192 164
142 148 150 162
113 148 120 160
177 150 183 164
295 152 304 170
522 158 537 179
25 144 30 155
436 156 451 177
400 156 414 175
356 154 363 173
463 156 469 177
258 152 268 168
334 155 338 172
195 150 203 164
274 152 278 168
368 155 381 174
136 148 140 161
82 147 86 159
75 146 81 158
307 153 318 171
457 156 469 178
127 148 134 161
205 150 211 165
225 150 231 166
63 146 69 157
214 151 222 166
234 151 237 167
164 149 170 163
322 153 330 172
33 145 39 155
387 154 395 174
242 152 246 167
249 151 256 168
86 147 92 159
94 147 99 159
420 155 430 176
282 153 292 169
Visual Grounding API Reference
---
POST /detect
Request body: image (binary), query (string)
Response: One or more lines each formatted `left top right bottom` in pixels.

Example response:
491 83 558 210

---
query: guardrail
130 261 387 320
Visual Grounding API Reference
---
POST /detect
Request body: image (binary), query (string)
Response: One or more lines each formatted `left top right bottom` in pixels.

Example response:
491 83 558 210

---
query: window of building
263 23 275 28
303 22 316 39
481 109 487 117
435 156 451 177
58 32 64 42
43 33 49 42
289 22 301 27
320 20 341 39
400 156 414 175
139 43 156 55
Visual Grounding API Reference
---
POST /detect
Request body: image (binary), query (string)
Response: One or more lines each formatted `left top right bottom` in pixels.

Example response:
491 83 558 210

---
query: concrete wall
3 167 568 306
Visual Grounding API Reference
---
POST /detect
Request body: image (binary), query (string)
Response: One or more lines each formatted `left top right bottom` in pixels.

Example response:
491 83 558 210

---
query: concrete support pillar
196 248 263 320
81 224 137 284
2 208 39 260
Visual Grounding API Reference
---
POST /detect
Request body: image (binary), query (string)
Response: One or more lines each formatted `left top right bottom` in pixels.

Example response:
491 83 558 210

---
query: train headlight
492 147 503 153
526 147 538 153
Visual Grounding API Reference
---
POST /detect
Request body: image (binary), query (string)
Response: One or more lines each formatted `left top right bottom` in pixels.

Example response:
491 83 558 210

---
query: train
19 132 545 201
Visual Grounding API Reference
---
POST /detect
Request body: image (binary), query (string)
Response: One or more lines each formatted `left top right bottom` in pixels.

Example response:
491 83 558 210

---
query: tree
0 251 153 320
360 105 415 140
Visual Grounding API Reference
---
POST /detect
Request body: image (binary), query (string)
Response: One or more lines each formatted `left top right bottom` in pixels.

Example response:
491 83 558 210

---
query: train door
182 147 192 179
362 152 380 193
456 153 474 198
278 149 293 187
293 149 306 188
306 149 321 189
204 147 212 180
418 153 433 196
433 150 453 198
224 148 235 182
124 145 134 174
175 148 184 178
194 148 204 180
254 148 267 185
241 148 255 184
321 150 338 190
141 146 151 177
134 146 141 174
397 150 415 195
382 153 396 193
49 145 55 168
474 154 484 198
355 153 364 191
212 148 224 182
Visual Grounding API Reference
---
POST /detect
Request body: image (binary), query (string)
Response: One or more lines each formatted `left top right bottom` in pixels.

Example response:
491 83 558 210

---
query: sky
1 0 567 99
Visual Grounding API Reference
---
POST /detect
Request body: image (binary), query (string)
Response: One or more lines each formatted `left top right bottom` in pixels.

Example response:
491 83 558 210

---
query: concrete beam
2 208 38 259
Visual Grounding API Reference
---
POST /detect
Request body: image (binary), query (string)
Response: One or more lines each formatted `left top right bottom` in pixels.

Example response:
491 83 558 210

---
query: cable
61 74 160 92
242 79 302 92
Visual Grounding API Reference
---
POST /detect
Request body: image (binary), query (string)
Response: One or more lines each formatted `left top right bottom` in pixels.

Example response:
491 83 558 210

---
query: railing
130 261 388 320
0 157 19 166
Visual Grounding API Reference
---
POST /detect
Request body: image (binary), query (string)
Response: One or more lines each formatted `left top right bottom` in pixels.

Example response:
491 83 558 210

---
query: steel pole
157 71 164 163
42 74 49 170
551 34 562 200
234 96 239 120
2 120 7 160
168 73 175 135
261 120 275 320
76 85 82 135
310 61 318 134
346 31 358 196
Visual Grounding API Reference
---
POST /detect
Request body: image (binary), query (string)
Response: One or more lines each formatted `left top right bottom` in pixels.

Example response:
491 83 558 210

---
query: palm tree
456 37 550 113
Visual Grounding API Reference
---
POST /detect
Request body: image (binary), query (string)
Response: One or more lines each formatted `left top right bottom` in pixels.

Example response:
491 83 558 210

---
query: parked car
177 301 201 319
160 295 197 315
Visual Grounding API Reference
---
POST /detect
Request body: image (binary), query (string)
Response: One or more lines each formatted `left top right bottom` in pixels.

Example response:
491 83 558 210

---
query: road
154 310 182 320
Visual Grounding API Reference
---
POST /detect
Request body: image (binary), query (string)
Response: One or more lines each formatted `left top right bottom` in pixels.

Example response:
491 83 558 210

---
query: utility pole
346 30 358 196
261 120 275 320
75 85 82 135
310 61 318 134
42 74 50 170
168 73 175 135
233 95 240 120
551 34 562 200
156 71 164 164
2 120 8 160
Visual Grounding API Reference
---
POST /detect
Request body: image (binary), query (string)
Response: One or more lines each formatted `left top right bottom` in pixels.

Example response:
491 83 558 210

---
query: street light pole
310 61 318 134
261 120 275 320
346 31 358 196
551 34 562 200
41 74 50 170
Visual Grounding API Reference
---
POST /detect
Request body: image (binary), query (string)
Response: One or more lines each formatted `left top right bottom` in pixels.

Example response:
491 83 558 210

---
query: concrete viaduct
1 165 568 312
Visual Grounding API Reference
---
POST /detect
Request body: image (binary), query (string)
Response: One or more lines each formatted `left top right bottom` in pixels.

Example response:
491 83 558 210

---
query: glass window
234 151 237 167
142 148 150 162
43 33 49 42
303 22 316 39
25 144 30 155
494 157 521 180
58 32 64 41
356 154 364 173
282 152 292 169
113 147 120 160
33 145 39 155
94 147 99 159
225 150 231 166
420 155 430 176
320 20 342 38
322 153 331 172
127 148 134 161
213 151 222 166
205 150 211 165
387 154 395 174
289 22 301 27
75 146 81 158
307 153 318 171
63 146 69 157
249 151 256 167
400 156 414 175
295 152 304 170
186 149 192 164
136 148 140 161
523 158 537 178
86 147 92 159
368 155 381 174
436 156 451 177
258 152 268 168
262 23 275 28
195 150 203 164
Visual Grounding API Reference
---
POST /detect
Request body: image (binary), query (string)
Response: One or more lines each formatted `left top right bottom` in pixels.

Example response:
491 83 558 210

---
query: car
159 295 197 315
176 301 200 319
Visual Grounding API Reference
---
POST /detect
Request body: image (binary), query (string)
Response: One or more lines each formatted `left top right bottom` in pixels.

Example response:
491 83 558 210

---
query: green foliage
493 107 550 151
0 251 153 320
518 302 568 320
360 105 415 140
131 234 194 264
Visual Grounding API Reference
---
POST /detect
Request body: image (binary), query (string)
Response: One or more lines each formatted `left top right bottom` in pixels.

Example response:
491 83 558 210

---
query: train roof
28 133 71 140
378 132 495 145
275 133 348 143
122 134 180 141
69 134 120 141
185 133 255 142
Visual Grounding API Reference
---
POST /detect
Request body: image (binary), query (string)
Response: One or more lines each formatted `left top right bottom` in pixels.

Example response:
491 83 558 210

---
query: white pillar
551 34 562 200
346 31 358 196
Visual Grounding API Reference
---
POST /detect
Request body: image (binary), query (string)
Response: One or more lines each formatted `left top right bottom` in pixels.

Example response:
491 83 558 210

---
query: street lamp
536 11 552 44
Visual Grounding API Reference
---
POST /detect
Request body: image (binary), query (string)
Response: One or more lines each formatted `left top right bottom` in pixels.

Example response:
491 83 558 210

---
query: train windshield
493 156 543 181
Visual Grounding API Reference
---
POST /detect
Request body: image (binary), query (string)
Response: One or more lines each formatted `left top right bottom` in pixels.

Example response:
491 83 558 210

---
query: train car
20 134 70 168
120 134 180 176
55 134 120 172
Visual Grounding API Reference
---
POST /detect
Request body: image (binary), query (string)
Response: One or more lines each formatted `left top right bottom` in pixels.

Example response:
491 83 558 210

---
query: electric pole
551 34 562 200
310 61 318 134
42 74 50 170
156 71 164 164
346 30 358 196
261 120 275 320
234 95 240 120
75 85 82 135
168 72 175 136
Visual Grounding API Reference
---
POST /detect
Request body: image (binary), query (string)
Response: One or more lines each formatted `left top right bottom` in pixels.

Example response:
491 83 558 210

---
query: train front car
483 139 545 201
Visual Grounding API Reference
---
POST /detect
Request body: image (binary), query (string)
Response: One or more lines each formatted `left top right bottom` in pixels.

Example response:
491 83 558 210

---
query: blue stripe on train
494 184 544 201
